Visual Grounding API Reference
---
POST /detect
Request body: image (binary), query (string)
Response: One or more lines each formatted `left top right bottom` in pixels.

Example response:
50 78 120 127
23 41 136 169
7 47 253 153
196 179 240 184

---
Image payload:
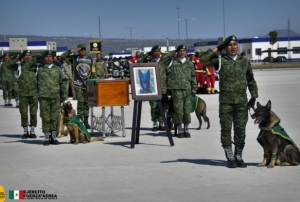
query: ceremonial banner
89 40 102 54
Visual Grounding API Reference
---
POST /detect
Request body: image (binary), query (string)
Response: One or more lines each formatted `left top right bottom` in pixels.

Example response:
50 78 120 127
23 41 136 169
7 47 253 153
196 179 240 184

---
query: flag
9 190 24 200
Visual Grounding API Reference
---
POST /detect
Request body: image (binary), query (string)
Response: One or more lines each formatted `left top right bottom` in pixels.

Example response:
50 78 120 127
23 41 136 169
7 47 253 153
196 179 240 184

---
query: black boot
184 124 191 138
152 122 158 131
50 131 59 145
177 124 184 138
43 132 51 146
158 121 165 131
223 146 237 168
84 116 91 129
234 145 247 168
21 127 29 139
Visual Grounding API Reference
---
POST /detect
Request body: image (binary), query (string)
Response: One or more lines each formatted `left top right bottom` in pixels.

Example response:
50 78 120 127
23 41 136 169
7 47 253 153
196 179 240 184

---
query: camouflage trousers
39 97 60 133
149 100 162 122
19 96 38 127
75 87 89 117
2 78 13 100
219 103 248 147
172 89 192 125
66 80 76 98
14 79 19 101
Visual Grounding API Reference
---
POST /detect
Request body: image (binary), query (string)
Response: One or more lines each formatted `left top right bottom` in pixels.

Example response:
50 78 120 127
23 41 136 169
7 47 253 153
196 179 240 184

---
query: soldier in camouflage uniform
138 45 167 131
94 53 108 79
62 59 76 99
1 53 15 106
164 45 197 138
5 50 39 138
201 35 258 168
0 56 3 89
37 50 67 146
61 44 96 129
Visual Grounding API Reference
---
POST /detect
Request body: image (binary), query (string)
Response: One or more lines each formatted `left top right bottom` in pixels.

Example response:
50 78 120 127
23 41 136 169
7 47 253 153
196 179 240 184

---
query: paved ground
1 68 300 202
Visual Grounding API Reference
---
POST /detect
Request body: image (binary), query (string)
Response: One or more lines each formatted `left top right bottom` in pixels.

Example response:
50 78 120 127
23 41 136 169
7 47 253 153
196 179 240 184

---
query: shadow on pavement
104 141 171 149
0 134 22 138
161 159 258 167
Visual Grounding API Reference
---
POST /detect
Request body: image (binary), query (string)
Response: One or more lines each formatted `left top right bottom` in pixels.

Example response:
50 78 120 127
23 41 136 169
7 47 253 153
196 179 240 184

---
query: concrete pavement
1 68 300 202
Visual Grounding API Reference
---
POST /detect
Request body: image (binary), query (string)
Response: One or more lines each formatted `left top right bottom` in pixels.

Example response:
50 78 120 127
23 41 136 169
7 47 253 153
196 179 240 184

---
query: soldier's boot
177 124 184 138
152 121 158 131
8 99 13 106
158 121 165 131
51 131 59 145
29 126 37 139
184 124 191 138
21 126 30 139
234 145 247 168
43 132 51 146
4 99 8 107
16 100 19 108
223 146 237 168
84 116 91 129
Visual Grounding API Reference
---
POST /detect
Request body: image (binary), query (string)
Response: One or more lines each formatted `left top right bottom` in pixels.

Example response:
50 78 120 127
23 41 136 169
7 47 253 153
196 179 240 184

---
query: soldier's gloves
247 97 256 109
191 92 196 97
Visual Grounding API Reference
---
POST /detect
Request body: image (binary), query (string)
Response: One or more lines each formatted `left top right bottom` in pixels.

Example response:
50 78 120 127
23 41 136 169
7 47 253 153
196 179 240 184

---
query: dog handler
38 50 67 146
201 35 258 168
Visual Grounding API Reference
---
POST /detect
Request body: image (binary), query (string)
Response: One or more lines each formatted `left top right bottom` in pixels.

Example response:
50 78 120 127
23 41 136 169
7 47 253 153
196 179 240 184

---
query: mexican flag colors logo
9 190 25 200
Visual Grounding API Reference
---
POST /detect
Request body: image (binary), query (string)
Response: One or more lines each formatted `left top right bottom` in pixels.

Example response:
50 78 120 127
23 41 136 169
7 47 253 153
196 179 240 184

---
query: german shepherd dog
57 102 68 138
138 69 152 93
165 95 210 133
62 101 104 144
251 100 300 168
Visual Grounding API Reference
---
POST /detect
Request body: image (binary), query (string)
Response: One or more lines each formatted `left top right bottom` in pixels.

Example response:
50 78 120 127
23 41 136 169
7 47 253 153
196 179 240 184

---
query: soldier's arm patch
92 66 96 73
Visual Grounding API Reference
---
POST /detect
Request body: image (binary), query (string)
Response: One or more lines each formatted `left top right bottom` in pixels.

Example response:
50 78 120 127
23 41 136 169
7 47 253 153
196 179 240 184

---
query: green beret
223 35 238 46
41 50 52 58
176 44 186 52
150 45 161 53
77 44 86 49
2 53 10 57
22 50 32 57
196 49 202 53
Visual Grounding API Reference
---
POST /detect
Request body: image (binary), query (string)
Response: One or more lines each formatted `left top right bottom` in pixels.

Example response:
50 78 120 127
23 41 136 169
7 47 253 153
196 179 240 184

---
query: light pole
223 0 226 38
98 16 102 40
177 7 180 40
185 18 195 40
125 27 136 40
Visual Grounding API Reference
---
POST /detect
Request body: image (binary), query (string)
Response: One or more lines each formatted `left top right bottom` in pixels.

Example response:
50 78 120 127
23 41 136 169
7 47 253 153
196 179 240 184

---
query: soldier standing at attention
37 51 66 146
138 46 167 131
62 59 76 99
61 44 97 129
5 50 39 138
201 35 258 168
94 53 108 79
1 53 15 107
165 45 197 138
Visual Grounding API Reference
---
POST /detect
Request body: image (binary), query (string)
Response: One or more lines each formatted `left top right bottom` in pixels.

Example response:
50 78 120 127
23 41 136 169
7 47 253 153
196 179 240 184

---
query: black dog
138 69 152 93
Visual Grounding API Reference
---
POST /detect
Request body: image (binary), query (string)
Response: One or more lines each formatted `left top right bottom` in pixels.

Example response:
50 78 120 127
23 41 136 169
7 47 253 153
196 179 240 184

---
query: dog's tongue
254 119 259 124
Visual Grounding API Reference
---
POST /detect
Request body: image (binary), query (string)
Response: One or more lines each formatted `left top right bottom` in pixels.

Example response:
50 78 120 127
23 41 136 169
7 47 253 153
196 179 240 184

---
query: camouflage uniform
37 64 66 134
1 58 15 106
165 50 197 129
5 55 39 138
138 50 167 130
94 58 108 79
201 49 258 147
61 49 96 128
61 61 75 98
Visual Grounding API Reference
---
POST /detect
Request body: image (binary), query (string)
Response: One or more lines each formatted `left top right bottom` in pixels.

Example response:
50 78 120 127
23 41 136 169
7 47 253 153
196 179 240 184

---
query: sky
1 0 300 40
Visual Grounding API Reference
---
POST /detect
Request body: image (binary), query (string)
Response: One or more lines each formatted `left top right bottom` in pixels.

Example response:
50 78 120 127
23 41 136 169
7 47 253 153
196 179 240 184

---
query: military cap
196 49 202 53
2 53 10 57
223 35 238 46
150 45 161 53
77 44 86 49
176 44 186 52
41 50 52 58
21 50 32 57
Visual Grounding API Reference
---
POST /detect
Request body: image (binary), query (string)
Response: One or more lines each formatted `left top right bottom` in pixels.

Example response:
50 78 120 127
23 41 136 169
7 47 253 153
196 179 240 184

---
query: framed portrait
129 63 162 101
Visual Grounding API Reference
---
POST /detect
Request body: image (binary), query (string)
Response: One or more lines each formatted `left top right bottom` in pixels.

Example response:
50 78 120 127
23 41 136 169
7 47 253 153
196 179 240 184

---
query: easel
130 99 174 148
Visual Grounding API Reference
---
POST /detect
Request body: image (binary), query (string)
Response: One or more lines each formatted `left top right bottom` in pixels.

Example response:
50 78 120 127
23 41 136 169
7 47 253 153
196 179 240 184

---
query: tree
268 30 278 56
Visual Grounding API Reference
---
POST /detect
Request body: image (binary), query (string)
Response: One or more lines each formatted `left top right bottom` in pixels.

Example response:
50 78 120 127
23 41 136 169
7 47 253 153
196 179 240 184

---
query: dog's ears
256 102 262 107
266 100 271 110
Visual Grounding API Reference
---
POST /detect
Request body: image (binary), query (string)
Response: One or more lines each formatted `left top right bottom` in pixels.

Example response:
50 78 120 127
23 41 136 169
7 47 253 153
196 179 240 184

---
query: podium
87 79 129 137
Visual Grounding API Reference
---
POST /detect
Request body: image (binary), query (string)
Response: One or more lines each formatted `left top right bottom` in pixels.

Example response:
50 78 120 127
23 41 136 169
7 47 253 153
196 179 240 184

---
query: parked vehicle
274 56 287 62
263 56 274 63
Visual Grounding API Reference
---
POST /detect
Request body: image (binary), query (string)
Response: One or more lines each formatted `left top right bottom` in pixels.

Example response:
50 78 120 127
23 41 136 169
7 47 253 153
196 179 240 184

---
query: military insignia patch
75 63 91 79
232 36 236 40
